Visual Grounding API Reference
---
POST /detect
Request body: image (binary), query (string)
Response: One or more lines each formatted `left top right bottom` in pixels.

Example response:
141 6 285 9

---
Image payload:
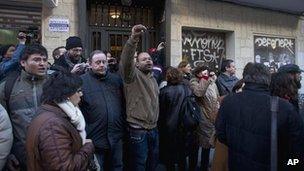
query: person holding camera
52 36 88 75
189 66 220 171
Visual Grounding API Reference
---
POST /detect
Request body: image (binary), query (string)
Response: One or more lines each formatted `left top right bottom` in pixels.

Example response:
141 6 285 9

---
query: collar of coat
243 82 270 95
88 69 109 80
38 103 69 120
21 70 46 83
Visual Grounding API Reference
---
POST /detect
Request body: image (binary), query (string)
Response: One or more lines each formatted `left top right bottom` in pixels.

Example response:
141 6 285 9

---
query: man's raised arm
120 24 147 83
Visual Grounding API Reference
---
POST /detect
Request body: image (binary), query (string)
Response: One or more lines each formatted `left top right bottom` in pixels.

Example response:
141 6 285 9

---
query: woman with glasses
26 71 95 170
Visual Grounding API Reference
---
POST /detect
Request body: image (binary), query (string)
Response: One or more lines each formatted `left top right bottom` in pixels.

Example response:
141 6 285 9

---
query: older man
80 50 125 171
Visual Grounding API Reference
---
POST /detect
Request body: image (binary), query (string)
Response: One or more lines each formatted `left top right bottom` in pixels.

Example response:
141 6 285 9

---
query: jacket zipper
32 77 38 111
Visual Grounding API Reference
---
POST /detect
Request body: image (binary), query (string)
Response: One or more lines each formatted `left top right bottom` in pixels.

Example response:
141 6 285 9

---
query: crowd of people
0 24 303 171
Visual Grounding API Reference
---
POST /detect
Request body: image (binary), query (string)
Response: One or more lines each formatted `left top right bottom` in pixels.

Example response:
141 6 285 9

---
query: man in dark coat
52 36 87 74
80 50 125 171
216 59 239 96
216 62 304 171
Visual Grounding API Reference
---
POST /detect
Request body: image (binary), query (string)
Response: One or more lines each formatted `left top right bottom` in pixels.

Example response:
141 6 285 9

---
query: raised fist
131 24 147 42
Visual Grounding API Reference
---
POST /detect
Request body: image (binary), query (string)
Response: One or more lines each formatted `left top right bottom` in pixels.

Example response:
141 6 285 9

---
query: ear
20 60 26 67
135 60 139 67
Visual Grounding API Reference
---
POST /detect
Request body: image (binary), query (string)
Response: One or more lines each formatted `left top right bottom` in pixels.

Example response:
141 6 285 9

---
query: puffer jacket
190 77 219 148
0 70 46 169
26 104 94 171
0 104 13 170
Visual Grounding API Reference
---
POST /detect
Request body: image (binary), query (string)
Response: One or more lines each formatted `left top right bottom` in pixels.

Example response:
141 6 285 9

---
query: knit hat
278 64 303 74
66 36 82 50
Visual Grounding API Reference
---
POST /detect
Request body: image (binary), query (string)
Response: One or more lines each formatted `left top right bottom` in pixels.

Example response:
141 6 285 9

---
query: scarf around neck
57 100 86 145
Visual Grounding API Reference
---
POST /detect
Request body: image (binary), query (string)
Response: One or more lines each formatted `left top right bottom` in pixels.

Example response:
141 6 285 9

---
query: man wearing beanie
52 36 87 75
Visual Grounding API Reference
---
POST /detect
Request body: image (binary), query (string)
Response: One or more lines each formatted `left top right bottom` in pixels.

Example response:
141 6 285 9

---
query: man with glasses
52 36 88 75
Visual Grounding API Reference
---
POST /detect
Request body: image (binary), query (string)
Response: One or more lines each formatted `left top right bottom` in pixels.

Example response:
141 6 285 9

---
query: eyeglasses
76 89 82 93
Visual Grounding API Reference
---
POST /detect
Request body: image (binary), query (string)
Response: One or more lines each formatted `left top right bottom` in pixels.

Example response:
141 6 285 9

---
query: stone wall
166 0 304 78
41 0 79 63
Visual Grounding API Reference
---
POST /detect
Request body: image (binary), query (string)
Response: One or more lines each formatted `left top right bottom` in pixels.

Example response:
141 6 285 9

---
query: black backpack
4 70 20 115
179 89 202 131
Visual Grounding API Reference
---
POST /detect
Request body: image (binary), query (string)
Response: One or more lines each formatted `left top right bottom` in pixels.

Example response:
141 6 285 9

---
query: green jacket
0 70 46 169
120 38 159 129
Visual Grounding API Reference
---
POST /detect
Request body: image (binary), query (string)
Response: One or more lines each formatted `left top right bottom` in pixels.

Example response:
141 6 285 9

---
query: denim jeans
95 140 123 171
127 127 159 171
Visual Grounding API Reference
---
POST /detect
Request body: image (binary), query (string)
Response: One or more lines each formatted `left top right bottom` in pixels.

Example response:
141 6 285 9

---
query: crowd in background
0 24 303 171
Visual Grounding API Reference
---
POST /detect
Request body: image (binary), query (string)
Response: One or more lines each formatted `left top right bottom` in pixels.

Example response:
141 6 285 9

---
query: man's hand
131 24 147 42
6 154 20 171
157 42 165 51
71 63 83 74
17 32 26 45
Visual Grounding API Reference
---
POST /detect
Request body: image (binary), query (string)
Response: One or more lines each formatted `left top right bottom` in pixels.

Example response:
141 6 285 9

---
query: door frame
89 26 154 53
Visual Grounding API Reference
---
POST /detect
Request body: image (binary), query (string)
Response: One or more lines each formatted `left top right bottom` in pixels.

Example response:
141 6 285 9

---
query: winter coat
51 53 86 74
190 77 219 148
0 104 13 170
216 73 239 96
120 38 159 129
0 70 46 169
216 83 304 171
158 83 192 164
26 104 94 171
80 71 125 150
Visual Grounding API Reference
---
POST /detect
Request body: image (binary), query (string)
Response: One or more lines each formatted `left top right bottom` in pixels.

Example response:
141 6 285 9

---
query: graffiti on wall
254 35 295 72
182 28 226 72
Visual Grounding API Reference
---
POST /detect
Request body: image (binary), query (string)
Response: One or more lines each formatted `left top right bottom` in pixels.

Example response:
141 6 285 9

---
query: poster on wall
49 18 69 32
182 27 226 72
254 35 295 72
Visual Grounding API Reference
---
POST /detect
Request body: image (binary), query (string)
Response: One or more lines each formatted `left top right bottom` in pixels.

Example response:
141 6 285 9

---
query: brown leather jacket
26 104 94 171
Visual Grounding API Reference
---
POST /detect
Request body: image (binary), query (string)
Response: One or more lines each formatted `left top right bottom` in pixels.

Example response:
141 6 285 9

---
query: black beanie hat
66 36 82 50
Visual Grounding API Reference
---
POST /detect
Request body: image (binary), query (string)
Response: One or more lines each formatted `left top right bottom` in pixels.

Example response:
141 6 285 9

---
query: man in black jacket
216 62 304 171
52 36 87 74
80 50 125 171
216 59 239 96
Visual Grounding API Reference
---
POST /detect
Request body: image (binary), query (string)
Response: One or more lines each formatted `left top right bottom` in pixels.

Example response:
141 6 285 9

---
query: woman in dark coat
158 67 193 171
270 72 299 111
26 71 95 171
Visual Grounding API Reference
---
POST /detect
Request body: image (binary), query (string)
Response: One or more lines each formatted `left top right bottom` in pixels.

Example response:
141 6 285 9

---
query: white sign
49 18 69 32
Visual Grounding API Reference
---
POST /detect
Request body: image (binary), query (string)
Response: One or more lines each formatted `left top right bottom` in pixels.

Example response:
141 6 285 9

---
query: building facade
1 0 304 101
